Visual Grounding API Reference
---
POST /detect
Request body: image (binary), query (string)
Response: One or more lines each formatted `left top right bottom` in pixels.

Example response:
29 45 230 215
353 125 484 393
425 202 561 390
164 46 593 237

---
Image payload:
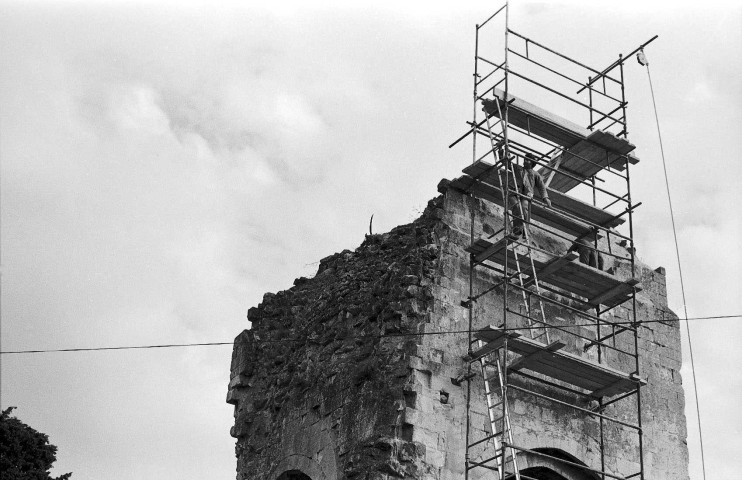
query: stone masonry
227 185 689 480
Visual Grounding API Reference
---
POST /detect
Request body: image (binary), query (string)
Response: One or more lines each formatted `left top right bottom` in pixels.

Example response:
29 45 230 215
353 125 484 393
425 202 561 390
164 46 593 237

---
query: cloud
686 81 714 104
109 84 171 135
3 4 740 480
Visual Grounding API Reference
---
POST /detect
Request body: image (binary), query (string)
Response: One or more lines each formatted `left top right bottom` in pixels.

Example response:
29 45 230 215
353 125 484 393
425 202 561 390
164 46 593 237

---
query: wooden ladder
468 339 521 479
483 100 551 344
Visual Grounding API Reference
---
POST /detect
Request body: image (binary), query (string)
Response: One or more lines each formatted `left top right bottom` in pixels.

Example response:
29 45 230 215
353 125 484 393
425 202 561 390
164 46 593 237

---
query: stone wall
227 186 689 480
227 198 445 479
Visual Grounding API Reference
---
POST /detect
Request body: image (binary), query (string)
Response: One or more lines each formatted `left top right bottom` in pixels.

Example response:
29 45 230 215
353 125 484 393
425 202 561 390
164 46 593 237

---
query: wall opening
520 467 569 480
519 448 600 480
276 470 312 480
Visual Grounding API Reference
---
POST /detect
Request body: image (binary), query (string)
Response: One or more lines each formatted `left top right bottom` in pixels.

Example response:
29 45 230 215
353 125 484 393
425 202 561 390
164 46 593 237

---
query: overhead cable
1 314 739 355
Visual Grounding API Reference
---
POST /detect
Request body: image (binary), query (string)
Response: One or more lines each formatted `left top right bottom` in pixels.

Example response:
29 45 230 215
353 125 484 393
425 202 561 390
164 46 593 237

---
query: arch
271 453 332 480
276 470 312 480
519 466 569 480
516 447 600 480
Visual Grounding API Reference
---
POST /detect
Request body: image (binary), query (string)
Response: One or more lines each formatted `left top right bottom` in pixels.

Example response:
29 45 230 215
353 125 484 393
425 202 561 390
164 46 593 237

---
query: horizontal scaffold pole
576 35 659 94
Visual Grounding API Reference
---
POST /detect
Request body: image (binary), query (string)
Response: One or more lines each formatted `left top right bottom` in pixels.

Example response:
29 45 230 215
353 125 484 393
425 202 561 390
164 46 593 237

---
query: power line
1 314 738 355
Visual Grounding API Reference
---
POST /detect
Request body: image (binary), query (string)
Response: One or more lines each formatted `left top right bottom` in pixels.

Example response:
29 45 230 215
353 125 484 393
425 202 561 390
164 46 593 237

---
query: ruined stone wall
227 186 689 480
227 199 445 479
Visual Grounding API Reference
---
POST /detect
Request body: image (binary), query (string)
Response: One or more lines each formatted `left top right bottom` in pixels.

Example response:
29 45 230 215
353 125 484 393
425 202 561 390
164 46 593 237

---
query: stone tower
226 188 689 479
227 9 689 480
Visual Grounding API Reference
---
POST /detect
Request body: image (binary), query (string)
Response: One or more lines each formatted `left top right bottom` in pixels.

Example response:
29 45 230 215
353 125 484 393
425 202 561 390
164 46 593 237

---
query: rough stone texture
228 186 689 480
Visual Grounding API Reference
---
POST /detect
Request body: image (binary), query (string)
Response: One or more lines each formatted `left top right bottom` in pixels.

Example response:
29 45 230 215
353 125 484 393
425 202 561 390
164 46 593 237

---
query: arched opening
276 470 312 480
519 466 569 480
516 448 600 480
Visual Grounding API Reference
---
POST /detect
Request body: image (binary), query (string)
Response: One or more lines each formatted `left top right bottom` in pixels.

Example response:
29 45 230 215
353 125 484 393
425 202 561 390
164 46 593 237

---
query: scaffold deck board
472 327 642 398
466 238 641 310
482 90 589 148
460 160 625 228
447 176 598 239
539 136 639 193
482 89 637 154
481 89 640 193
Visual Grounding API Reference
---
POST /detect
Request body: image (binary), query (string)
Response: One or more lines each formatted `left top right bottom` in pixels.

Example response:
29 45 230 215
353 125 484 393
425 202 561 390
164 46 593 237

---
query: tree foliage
0 407 72 480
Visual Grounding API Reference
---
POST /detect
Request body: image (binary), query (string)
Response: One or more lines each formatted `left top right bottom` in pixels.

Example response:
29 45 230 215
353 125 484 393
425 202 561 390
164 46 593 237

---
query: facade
226 188 689 479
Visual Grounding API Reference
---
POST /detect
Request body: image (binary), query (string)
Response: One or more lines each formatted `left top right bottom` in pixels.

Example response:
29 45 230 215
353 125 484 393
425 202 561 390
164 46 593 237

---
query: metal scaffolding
451 4 657 480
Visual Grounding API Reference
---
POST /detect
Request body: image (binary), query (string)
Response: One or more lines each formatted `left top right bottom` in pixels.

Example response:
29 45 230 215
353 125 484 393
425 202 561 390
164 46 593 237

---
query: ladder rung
488 400 504 410
489 416 505 426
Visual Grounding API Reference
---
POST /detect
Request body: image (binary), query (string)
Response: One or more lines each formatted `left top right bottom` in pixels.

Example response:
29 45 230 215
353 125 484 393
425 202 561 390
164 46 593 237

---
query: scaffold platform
454 159 626 229
472 326 645 398
466 237 641 310
482 89 640 193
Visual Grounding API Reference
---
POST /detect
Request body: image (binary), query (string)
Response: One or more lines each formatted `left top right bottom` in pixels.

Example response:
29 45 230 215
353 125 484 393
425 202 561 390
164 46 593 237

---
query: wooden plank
482 89 638 157
534 355 618 386
546 191 625 229
467 237 636 306
527 349 612 384
602 293 637 310
547 261 637 302
588 279 641 307
483 91 589 148
526 360 606 391
538 139 640 193
479 89 639 195
590 378 637 398
522 350 613 389
527 253 579 285
470 327 522 359
474 325 520 343
558 265 615 294
467 240 549 275
472 329 639 398
532 269 599 300
588 130 640 157
473 238 509 264
532 356 629 393
462 181 597 238
508 341 566 371
544 155 563 187
462 160 624 228
497 332 637 395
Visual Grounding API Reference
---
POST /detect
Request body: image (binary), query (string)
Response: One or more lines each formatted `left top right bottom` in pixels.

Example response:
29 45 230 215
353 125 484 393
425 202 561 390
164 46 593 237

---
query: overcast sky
1 1 740 479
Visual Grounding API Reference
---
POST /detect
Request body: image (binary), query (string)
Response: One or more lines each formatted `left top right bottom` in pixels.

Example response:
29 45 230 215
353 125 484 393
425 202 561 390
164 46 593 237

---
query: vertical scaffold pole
501 1 512 476
464 21 481 480
626 150 645 480
623 50 644 475
598 301 605 479
588 76 594 130
619 54 628 138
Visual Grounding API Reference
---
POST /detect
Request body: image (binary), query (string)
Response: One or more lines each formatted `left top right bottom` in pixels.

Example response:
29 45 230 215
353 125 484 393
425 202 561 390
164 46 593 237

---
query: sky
1 1 740 479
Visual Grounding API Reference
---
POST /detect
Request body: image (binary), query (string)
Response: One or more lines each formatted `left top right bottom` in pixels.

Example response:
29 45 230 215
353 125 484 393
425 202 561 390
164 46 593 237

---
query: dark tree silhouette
0 407 72 480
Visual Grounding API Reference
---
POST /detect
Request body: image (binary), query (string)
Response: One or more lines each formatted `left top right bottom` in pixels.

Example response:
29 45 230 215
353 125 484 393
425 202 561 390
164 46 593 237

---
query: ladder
482 99 551 344
468 339 520 479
